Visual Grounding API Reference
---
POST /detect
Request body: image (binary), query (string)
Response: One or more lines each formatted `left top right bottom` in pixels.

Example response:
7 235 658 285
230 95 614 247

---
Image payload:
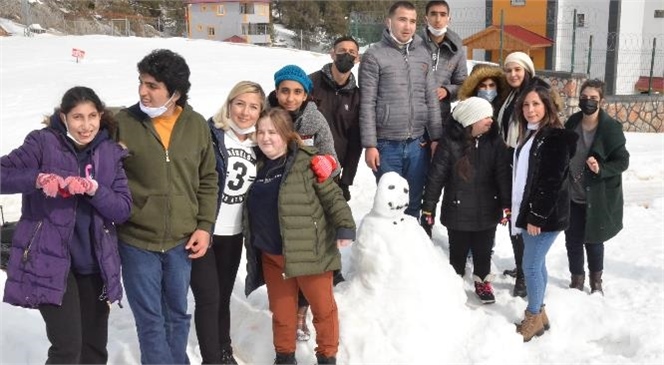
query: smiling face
522 91 546 124
61 101 101 146
138 73 179 115
256 116 287 160
229 92 262 131
276 80 307 112
504 62 526 89
372 172 410 219
387 7 417 44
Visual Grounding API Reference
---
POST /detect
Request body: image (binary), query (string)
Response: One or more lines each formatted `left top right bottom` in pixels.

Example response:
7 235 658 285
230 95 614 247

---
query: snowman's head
371 172 410 219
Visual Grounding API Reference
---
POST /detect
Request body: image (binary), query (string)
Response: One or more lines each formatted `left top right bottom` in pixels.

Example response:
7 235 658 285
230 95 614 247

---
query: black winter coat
309 65 362 186
514 127 578 232
422 123 511 231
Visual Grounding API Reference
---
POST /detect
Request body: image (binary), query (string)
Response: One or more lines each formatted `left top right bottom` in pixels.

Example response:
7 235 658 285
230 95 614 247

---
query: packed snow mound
336 172 520 363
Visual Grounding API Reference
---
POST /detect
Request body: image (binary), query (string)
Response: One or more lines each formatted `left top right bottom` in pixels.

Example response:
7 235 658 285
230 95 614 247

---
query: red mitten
500 208 512 226
64 176 98 196
36 173 65 198
311 155 338 183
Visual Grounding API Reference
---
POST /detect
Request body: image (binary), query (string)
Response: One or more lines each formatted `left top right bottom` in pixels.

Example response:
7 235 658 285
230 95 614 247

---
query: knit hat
504 51 535 76
274 65 313 94
452 97 494 128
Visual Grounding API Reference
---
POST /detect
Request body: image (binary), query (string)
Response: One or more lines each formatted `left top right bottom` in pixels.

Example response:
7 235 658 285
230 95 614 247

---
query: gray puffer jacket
420 28 467 102
359 29 442 147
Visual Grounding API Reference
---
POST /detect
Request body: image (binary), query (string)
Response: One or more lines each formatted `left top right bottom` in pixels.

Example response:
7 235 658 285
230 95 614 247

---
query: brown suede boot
569 274 585 291
516 305 550 332
517 310 545 342
589 271 604 295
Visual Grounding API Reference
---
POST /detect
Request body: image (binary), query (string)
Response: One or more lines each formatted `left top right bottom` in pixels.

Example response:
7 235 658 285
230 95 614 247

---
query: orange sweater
152 106 183 149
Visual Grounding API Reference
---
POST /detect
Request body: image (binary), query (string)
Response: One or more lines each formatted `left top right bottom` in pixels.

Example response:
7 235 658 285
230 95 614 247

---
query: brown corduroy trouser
261 252 339 357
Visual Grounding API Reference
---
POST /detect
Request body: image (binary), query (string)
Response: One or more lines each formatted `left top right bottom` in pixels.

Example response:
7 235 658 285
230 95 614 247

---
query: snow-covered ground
1 34 663 364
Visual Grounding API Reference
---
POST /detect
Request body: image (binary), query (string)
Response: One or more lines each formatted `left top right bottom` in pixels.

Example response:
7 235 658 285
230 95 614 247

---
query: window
655 10 664 18
511 0 526 6
196 24 203 32
576 13 585 27
207 27 215 36
240 3 255 15
241 23 269 35
217 5 225 16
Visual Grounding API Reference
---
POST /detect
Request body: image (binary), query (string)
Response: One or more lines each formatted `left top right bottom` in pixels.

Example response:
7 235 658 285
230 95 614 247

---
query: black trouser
190 233 243 364
509 226 525 280
565 201 605 275
39 271 109 364
447 228 496 280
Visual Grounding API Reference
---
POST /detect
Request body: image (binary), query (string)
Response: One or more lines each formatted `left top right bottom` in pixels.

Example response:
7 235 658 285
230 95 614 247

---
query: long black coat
565 109 629 242
514 127 578 232
422 123 511 231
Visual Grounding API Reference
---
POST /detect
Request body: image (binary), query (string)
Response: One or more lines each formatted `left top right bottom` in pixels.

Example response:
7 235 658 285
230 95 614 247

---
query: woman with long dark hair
511 83 577 342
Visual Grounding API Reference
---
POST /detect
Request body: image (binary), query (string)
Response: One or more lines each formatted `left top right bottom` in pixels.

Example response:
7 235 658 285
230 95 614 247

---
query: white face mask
387 19 413 46
139 92 177 119
62 116 86 146
427 23 447 37
228 122 256 136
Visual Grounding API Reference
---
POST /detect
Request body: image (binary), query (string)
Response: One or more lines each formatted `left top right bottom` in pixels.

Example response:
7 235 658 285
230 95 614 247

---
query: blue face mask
477 89 498 102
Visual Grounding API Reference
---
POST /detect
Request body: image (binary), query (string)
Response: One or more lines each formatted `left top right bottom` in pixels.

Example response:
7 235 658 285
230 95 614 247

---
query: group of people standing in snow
0 0 630 363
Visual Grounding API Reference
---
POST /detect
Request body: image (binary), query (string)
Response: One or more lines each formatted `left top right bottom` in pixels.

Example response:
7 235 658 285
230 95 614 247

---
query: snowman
336 172 477 363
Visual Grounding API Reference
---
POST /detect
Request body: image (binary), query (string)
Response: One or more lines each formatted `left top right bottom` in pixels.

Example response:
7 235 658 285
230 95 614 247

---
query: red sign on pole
71 48 85 63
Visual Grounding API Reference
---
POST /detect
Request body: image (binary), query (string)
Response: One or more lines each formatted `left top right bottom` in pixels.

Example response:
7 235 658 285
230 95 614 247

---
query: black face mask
579 98 599 115
334 53 356 73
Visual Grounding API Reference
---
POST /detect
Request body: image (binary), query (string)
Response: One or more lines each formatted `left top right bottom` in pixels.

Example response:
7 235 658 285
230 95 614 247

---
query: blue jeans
522 231 560 314
374 137 429 218
119 241 192 364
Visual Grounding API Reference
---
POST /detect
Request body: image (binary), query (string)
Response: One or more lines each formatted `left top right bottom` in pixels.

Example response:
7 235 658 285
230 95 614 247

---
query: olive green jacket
244 145 355 296
114 103 218 251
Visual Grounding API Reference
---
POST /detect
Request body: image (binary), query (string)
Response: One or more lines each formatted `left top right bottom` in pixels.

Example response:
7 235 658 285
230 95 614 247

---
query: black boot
589 271 603 295
316 354 337 364
569 274 585 291
274 352 297 365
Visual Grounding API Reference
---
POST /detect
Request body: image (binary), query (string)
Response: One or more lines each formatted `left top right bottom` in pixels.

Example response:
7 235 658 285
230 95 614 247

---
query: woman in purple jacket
0 86 132 364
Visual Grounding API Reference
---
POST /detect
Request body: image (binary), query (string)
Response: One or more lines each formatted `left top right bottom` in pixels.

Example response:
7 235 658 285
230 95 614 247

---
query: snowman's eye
388 185 395 190
404 188 408 193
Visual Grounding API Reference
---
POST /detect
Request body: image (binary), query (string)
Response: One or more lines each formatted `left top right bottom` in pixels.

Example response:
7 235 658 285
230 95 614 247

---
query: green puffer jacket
114 103 218 251
244 144 356 296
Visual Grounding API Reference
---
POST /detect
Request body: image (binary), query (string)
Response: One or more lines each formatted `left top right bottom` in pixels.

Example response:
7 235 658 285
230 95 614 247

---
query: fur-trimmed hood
458 64 509 103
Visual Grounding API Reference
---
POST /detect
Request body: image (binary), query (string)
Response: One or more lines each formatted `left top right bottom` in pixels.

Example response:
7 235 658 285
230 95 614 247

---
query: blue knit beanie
274 65 313 94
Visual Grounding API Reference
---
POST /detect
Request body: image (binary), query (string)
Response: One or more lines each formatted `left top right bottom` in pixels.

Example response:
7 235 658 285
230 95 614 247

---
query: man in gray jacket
360 0 442 218
420 0 468 126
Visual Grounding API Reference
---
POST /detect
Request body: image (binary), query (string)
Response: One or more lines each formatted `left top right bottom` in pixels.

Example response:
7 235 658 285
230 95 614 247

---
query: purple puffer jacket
0 125 131 308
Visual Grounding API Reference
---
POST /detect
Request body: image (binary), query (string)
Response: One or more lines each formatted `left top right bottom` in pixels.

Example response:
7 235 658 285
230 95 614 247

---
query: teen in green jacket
245 108 355 365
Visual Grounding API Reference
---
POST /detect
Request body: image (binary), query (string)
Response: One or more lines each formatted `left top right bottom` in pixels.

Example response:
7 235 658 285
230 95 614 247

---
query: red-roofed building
185 0 271 46
463 25 553 70
635 76 664 94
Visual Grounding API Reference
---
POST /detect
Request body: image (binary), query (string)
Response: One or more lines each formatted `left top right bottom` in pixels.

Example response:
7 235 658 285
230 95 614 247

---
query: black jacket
309 64 362 186
422 123 511 231
515 127 578 232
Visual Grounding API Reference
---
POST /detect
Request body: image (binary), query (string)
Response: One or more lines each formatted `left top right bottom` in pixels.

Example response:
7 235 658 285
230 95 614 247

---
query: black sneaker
274 352 297 365
474 281 496 304
220 349 238 365
512 277 527 298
